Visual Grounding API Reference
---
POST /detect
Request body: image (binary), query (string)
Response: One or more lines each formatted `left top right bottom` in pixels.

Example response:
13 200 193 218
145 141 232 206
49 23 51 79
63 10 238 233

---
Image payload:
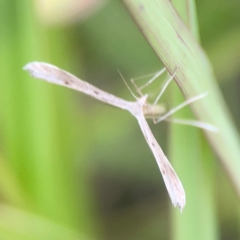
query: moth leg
131 68 166 96
153 68 177 105
164 118 218 132
153 93 208 124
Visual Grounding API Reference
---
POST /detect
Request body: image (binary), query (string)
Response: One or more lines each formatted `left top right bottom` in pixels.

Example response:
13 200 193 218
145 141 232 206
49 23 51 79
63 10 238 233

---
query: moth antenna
130 77 143 97
117 69 138 100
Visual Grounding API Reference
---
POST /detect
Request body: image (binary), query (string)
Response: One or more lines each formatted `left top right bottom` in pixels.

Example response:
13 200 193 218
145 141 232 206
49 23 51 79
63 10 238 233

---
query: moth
23 62 217 211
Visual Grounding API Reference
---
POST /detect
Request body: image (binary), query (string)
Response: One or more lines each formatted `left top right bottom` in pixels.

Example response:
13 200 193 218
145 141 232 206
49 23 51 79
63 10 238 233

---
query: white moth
23 62 201 212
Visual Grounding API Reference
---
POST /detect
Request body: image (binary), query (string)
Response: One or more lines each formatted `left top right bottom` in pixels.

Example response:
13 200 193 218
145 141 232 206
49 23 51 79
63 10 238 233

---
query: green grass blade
123 0 240 199
0 1 96 238
170 0 218 239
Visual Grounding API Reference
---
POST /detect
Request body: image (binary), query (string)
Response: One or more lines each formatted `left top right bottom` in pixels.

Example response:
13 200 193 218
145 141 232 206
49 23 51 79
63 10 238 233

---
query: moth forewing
136 109 185 210
23 62 134 112
124 95 185 209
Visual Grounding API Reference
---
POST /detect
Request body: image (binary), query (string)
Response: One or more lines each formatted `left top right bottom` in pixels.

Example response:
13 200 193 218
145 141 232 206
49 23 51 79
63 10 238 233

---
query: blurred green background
0 0 240 239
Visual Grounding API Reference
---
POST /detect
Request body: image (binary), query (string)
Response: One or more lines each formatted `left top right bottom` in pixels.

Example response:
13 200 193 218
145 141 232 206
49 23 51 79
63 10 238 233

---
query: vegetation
0 0 240 239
